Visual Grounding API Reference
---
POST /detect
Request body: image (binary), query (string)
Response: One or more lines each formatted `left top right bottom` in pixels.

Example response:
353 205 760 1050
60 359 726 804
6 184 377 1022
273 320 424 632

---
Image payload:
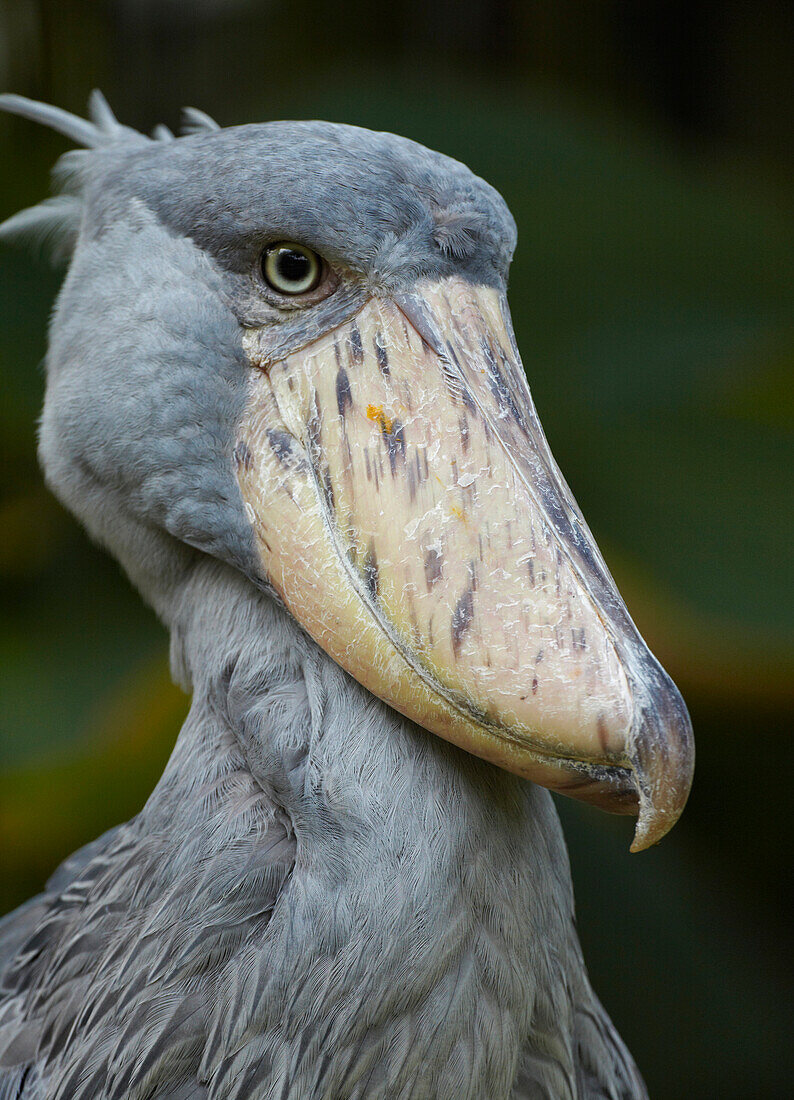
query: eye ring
261 242 322 295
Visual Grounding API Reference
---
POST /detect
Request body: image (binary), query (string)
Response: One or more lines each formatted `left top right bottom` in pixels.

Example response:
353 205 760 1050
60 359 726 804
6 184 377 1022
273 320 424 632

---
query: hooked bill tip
627 667 695 852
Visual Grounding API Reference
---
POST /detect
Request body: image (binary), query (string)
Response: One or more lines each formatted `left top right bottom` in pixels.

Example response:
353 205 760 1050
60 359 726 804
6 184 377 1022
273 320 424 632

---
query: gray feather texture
0 94 647 1098
1 565 644 1099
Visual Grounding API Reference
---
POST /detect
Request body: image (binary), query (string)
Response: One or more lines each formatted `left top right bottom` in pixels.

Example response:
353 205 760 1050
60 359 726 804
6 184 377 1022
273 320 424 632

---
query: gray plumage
0 94 647 1098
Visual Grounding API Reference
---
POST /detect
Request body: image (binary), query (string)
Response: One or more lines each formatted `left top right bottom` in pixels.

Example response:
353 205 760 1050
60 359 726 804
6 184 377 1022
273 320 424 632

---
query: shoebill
0 93 693 1100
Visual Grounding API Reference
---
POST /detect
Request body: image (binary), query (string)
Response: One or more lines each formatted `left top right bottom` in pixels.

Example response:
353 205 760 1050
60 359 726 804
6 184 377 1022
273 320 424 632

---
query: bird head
0 92 693 850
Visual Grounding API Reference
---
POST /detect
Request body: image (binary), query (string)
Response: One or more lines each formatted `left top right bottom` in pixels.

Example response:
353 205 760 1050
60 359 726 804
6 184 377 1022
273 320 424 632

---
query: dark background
1 2 792 1096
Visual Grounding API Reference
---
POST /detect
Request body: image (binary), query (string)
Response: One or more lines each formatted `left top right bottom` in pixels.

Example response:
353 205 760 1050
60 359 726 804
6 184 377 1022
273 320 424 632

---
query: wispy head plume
0 90 220 263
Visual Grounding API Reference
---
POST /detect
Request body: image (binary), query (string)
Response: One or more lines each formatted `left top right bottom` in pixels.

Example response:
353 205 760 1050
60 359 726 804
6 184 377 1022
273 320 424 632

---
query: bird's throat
161 560 587 1097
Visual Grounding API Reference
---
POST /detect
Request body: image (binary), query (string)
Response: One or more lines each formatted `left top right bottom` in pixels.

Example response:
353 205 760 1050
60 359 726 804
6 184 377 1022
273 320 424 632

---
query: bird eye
261 242 322 295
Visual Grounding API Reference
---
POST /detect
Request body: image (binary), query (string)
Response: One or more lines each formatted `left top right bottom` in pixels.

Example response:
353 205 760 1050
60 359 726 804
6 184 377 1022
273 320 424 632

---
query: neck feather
150 558 584 1098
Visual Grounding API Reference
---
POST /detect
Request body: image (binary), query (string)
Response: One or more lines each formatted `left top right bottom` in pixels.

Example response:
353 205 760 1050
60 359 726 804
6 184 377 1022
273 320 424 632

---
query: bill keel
239 276 694 851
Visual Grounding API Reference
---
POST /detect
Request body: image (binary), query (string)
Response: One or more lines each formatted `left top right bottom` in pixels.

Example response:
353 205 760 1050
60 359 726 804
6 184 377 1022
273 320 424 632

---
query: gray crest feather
152 123 175 142
0 91 214 263
85 88 126 138
0 90 144 149
0 90 144 263
180 107 220 135
0 93 100 147
0 195 81 264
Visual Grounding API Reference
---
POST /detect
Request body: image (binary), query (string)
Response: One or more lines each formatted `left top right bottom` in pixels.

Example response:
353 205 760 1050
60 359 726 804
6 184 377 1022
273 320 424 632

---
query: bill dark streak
413 450 423 485
459 415 470 453
264 429 310 476
374 333 389 376
424 546 443 590
348 322 364 365
444 340 461 372
335 367 353 419
233 439 254 471
451 584 475 658
407 459 417 503
265 428 300 468
321 464 335 510
467 560 478 593
462 388 477 416
381 417 406 474
363 541 379 599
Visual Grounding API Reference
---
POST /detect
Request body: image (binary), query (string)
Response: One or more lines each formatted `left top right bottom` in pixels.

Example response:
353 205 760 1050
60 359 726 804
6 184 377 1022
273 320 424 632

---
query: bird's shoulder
0 825 129 1098
512 983 648 1100
0 782 295 1099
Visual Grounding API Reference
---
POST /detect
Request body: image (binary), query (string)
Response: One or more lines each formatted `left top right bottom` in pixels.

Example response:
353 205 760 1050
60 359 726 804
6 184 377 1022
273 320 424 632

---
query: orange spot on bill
366 403 395 433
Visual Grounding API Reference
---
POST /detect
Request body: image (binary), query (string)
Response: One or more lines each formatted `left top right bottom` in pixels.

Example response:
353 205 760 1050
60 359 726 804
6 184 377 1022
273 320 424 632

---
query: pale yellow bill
238 277 694 849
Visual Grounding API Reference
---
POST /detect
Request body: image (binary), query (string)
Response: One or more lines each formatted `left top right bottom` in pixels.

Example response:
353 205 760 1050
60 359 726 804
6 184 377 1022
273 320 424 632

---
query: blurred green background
0 2 792 1096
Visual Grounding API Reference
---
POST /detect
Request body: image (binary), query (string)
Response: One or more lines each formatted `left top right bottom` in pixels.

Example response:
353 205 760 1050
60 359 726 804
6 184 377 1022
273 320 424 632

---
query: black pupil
276 248 311 284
